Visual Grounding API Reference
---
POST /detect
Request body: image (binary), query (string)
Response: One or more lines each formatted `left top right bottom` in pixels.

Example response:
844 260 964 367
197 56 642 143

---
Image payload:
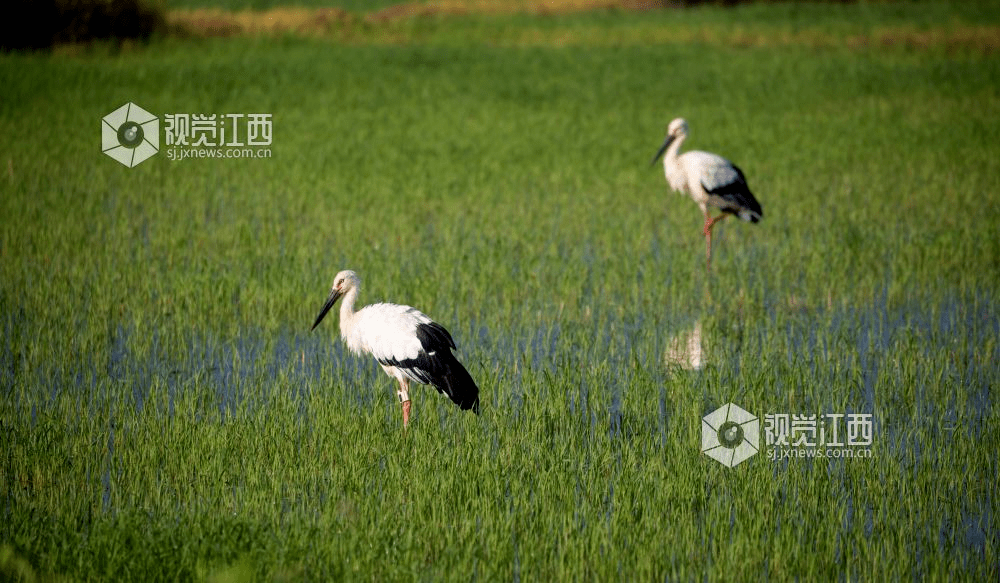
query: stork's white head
331 270 361 294
667 117 689 138
650 117 690 167
311 269 361 331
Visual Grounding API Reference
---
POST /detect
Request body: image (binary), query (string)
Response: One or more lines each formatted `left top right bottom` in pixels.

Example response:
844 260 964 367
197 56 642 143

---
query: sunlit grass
162 0 1000 53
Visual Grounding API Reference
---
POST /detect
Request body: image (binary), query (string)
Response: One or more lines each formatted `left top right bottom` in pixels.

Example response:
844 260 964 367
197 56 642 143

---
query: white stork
651 118 763 270
311 269 480 427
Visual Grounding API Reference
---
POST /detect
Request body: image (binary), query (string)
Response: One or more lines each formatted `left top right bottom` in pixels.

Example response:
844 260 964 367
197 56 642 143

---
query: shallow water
2 289 996 576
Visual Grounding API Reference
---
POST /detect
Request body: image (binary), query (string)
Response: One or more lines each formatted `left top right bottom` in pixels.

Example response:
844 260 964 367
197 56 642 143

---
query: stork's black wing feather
702 163 763 222
377 322 480 413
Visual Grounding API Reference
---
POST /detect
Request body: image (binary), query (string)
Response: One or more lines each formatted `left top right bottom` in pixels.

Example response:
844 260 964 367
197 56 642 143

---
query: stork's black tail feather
438 354 481 414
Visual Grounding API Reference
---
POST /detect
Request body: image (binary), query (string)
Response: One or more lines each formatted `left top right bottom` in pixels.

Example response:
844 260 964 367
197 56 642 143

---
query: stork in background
651 118 763 270
311 270 480 427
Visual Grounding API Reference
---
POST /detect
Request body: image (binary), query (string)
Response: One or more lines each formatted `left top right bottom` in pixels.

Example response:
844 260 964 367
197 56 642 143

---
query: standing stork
311 269 480 427
651 118 763 270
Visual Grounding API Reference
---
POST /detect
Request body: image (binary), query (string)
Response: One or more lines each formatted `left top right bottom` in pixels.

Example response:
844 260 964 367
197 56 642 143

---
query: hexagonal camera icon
102 102 159 168
701 402 759 468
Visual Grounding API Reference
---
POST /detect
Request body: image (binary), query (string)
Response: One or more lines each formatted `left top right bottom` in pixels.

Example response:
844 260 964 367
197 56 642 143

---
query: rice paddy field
1 0 999 580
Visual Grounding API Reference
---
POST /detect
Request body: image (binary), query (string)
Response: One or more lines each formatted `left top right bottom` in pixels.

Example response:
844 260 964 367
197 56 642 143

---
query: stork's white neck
663 133 688 193
338 285 361 343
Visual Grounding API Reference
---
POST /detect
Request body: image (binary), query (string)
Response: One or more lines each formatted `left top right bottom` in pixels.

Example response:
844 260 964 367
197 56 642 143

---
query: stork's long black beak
650 135 675 167
311 289 343 331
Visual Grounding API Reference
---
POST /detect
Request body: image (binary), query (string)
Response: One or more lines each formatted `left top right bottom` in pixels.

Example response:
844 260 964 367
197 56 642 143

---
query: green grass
2 1 999 580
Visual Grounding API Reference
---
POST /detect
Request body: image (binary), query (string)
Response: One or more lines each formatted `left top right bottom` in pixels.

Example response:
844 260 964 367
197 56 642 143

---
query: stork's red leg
704 213 729 235
397 378 411 428
702 213 730 270
703 213 714 270
705 229 712 270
